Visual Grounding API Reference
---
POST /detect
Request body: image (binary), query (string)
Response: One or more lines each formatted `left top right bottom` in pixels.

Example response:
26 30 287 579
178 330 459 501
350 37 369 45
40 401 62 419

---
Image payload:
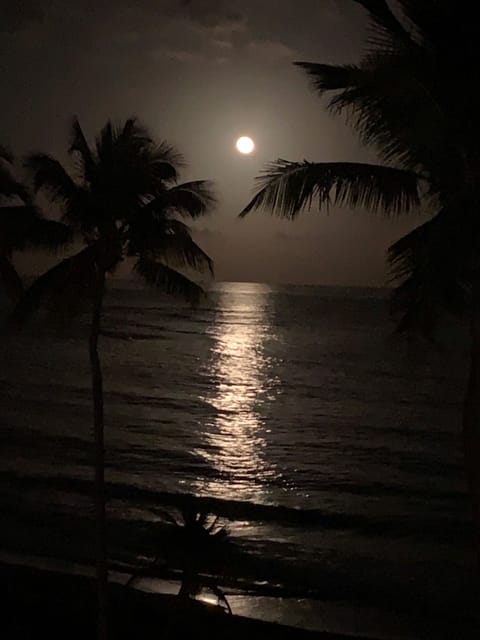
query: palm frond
240 160 420 219
128 215 213 274
389 206 465 283
396 1 451 48
25 154 77 204
120 118 151 145
0 256 24 303
162 180 216 218
26 217 73 251
160 234 214 275
295 62 364 93
69 117 97 182
134 254 204 304
92 121 181 204
147 142 185 184
389 206 471 334
298 54 449 172
0 167 30 203
9 244 100 327
117 118 156 160
0 206 39 251
353 0 412 50
95 121 114 164
0 148 30 203
197 511 209 528
151 141 185 170
0 145 14 164
154 509 180 528
0 205 73 252
389 215 433 281
96 118 153 166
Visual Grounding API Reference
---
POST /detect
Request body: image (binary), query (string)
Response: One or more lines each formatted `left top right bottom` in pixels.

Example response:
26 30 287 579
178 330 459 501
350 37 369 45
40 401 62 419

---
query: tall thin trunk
463 305 480 567
89 265 107 640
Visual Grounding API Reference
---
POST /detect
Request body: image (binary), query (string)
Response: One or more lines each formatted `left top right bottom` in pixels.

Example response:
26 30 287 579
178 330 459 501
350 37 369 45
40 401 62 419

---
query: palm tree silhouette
241 1 480 558
165 507 231 611
129 507 232 613
0 146 69 303
11 118 215 638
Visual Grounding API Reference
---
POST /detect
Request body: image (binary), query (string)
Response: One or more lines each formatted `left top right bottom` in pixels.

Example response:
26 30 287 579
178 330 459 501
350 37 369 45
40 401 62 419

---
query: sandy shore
2 561 379 640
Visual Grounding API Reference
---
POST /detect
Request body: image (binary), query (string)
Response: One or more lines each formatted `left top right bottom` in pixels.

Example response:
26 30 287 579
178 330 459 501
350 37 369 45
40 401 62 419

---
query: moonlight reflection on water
197 283 281 501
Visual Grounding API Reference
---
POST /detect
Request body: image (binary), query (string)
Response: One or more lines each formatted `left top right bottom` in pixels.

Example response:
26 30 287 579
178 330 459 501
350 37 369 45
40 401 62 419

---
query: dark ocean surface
0 282 477 638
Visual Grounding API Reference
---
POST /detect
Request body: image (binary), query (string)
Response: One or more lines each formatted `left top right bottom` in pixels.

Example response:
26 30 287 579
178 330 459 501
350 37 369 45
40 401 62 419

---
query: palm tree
0 146 69 303
11 118 215 638
241 1 480 557
128 507 232 613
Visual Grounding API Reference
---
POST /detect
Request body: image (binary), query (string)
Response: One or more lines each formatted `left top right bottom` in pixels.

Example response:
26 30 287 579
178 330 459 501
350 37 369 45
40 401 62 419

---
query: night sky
1 1 420 286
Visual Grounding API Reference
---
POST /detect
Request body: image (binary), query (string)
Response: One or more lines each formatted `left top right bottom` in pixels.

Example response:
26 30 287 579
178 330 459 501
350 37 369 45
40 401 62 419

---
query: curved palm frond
1 205 72 257
0 149 30 203
297 56 450 172
24 154 90 230
95 120 114 164
152 141 185 168
156 233 213 275
353 0 412 49
156 509 183 529
241 160 420 219
389 206 472 334
134 254 204 304
397 1 460 48
119 118 151 146
25 154 77 204
147 142 185 185
0 206 40 252
0 145 14 164
389 206 469 284
295 62 364 92
333 81 449 172
116 119 156 165
93 122 181 204
0 255 24 302
69 117 97 182
162 180 216 218
8 244 101 327
390 269 470 336
96 118 152 165
0 167 30 203
128 215 213 274
26 217 73 251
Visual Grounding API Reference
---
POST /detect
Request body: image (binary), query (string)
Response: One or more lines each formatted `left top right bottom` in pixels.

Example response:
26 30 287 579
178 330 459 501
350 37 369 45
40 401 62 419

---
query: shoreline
2 559 375 640
2 555 479 639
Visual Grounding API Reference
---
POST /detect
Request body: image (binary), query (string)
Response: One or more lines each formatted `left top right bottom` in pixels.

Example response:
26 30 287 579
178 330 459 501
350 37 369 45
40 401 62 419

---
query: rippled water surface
0 282 476 635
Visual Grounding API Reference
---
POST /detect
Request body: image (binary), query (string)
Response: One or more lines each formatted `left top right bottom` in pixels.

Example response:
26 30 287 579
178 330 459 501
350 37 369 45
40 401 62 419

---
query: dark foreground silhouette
3 562 373 640
127 507 232 613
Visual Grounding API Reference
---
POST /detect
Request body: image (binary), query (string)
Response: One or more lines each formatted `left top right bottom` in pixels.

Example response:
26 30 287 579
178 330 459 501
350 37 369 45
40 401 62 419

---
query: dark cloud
177 0 245 27
246 39 297 62
1 2 44 33
1 1 349 66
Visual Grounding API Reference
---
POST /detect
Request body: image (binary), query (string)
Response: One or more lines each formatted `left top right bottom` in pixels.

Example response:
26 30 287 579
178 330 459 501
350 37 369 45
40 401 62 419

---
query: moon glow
236 136 255 154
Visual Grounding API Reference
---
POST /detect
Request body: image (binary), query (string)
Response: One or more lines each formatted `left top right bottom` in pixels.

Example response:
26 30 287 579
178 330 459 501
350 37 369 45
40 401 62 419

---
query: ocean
0 281 477 638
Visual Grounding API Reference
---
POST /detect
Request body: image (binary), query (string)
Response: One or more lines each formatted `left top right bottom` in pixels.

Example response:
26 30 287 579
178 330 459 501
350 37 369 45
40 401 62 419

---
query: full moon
236 136 255 155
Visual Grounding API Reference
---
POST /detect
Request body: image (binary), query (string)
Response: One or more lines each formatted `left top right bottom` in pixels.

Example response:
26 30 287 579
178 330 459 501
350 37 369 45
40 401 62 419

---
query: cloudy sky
1 0 419 285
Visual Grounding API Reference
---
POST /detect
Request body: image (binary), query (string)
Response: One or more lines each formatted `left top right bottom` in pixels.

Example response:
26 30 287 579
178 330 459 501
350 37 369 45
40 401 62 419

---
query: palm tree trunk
89 264 108 640
463 304 480 567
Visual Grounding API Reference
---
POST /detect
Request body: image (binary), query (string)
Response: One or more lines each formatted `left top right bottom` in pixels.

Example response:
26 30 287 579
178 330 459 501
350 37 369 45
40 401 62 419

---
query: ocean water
0 282 477 637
